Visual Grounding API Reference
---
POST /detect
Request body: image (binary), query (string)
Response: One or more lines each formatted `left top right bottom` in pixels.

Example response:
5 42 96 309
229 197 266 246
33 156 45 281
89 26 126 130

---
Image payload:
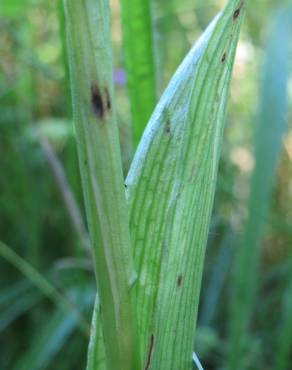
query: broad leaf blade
126 14 219 359
125 0 245 368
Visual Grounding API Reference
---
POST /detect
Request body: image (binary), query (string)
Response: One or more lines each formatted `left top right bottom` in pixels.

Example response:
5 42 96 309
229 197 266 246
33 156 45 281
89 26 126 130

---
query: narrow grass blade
0 288 41 332
275 278 292 370
125 0 245 367
120 0 157 144
228 8 291 370
13 309 76 370
0 240 89 336
62 1 140 369
273 15 292 370
40 137 90 253
13 286 95 370
199 231 235 327
0 279 31 306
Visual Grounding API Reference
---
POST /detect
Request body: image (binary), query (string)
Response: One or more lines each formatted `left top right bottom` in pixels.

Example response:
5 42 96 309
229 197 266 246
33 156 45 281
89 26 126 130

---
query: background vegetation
0 0 291 369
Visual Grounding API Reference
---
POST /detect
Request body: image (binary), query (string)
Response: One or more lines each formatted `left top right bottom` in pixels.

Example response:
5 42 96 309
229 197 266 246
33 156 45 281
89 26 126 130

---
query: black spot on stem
90 83 111 119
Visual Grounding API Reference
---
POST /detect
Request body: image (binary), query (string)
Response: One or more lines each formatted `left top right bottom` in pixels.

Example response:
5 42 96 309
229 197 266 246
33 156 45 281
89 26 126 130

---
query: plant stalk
62 1 140 369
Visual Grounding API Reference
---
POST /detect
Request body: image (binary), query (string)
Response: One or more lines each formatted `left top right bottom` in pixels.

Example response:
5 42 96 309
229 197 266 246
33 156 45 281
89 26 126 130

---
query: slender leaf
228 8 291 370
13 286 95 370
120 0 157 144
14 309 76 370
0 240 89 335
0 279 31 306
199 231 235 327
0 288 41 332
275 278 292 370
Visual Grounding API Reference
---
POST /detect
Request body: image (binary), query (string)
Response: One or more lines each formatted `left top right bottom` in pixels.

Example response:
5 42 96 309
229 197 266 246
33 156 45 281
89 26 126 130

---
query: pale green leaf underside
87 0 245 369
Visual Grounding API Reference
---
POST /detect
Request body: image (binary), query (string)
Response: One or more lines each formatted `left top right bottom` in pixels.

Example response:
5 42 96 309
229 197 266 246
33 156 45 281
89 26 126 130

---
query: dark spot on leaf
164 120 171 134
233 1 244 20
90 83 111 119
221 52 227 63
144 334 154 370
177 274 183 288
124 183 128 188
233 8 240 20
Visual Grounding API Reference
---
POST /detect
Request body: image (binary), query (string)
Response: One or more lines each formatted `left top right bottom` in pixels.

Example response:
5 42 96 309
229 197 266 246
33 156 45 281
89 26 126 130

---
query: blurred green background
0 0 291 369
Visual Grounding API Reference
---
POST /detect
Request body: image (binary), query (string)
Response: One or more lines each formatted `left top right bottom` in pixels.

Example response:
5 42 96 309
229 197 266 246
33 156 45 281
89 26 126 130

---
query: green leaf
13 309 76 370
125 1 245 368
199 231 234 327
0 287 41 332
13 286 95 370
0 240 89 335
0 290 41 332
120 0 157 145
0 279 31 306
275 279 292 370
228 7 291 370
83 1 244 368
0 0 33 16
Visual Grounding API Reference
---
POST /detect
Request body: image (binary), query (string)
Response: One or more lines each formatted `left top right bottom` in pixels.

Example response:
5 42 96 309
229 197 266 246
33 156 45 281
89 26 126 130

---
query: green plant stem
62 1 140 369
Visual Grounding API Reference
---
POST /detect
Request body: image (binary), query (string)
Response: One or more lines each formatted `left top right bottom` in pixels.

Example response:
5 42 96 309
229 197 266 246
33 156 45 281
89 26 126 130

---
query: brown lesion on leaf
176 274 183 288
90 83 111 120
144 334 154 370
221 52 227 63
233 1 244 21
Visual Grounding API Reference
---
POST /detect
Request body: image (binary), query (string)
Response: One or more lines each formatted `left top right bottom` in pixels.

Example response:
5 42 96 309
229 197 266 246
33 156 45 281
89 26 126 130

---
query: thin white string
192 352 204 370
